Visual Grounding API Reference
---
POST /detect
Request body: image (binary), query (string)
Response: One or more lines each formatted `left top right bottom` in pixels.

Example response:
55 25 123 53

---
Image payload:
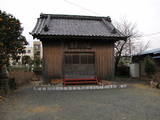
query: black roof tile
31 14 126 39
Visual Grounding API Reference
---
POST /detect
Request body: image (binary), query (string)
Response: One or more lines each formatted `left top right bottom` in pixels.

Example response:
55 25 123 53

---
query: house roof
31 14 126 39
152 56 160 59
132 48 160 63
138 48 160 55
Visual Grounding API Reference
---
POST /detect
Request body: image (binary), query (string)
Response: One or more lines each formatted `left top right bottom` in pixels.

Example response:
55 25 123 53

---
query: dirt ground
0 82 160 120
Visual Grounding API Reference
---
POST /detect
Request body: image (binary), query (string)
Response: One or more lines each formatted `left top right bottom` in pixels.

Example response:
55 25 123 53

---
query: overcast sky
1 0 160 50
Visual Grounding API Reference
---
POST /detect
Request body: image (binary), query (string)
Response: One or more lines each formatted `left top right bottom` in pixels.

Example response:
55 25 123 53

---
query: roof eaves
32 33 126 40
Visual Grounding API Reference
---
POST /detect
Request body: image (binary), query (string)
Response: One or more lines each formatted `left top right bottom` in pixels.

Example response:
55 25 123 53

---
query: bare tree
114 18 141 72
137 40 150 54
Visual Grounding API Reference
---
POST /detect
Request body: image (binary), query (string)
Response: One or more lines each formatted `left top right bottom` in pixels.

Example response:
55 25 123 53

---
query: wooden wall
43 41 63 79
94 42 114 80
42 39 115 80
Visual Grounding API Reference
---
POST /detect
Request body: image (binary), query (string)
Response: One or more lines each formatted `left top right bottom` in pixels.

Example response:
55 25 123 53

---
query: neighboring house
22 46 34 60
31 14 126 83
10 46 34 65
132 48 160 77
33 41 43 60
10 41 42 65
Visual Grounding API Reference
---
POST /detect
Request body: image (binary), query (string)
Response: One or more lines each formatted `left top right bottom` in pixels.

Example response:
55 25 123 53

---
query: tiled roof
31 14 126 39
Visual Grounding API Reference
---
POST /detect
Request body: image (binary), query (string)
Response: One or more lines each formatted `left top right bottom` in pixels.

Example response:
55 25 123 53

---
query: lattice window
64 55 72 64
88 55 95 64
64 53 95 64
81 55 88 64
72 55 79 64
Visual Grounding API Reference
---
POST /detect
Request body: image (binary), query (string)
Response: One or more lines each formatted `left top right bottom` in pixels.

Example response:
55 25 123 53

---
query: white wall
130 63 140 78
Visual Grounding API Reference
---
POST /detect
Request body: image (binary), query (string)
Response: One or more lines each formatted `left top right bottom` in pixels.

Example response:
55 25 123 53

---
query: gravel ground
0 83 160 120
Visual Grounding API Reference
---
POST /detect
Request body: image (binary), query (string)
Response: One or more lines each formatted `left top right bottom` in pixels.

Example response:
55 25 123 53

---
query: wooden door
63 52 95 78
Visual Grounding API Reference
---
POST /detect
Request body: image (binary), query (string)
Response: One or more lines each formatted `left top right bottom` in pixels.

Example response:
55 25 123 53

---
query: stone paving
33 84 127 91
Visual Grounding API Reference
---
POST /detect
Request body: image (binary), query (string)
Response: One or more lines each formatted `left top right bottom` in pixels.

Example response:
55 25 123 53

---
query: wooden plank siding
43 42 63 79
94 42 114 80
42 40 115 81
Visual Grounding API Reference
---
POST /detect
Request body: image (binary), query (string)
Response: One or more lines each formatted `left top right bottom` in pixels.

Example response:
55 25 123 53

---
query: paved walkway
0 83 160 120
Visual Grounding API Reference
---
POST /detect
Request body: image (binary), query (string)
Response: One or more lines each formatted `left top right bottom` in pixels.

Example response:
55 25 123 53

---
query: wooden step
63 77 98 86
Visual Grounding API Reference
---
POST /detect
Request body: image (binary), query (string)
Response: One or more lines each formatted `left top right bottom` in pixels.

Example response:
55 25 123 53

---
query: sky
1 0 160 50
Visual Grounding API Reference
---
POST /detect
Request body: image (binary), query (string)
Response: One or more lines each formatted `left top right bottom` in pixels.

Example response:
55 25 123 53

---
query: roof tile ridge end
101 18 114 31
40 15 51 33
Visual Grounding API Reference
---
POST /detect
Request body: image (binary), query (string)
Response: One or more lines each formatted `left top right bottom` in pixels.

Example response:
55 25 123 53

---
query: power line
141 32 160 37
64 0 100 15
64 0 160 39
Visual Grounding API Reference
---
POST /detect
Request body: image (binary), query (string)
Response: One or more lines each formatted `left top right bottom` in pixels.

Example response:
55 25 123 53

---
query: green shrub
144 56 157 77
116 65 130 76
33 66 42 75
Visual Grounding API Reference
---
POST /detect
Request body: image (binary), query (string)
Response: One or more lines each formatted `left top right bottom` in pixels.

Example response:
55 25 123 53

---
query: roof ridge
40 13 112 22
